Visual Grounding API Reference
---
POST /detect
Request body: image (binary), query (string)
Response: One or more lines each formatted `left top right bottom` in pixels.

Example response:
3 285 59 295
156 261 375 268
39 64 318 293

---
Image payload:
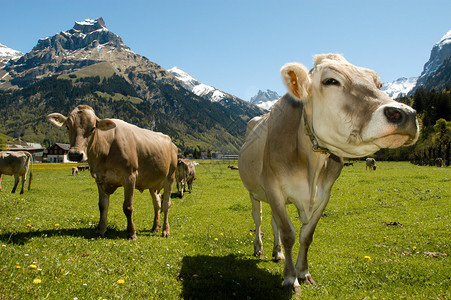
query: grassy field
0 160 449 299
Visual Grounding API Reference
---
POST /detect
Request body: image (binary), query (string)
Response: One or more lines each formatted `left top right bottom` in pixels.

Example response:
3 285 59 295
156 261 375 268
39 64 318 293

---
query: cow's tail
25 152 33 191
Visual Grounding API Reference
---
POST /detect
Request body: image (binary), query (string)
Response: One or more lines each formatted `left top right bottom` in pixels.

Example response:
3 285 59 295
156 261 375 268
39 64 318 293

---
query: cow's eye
323 78 340 86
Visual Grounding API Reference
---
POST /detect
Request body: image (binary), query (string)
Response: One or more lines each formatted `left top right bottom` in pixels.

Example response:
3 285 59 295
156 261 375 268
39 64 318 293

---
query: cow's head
47 105 116 162
281 54 419 158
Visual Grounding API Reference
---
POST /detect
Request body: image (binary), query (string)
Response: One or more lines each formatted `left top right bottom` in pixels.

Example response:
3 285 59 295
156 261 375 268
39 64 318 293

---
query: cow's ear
280 62 311 101
47 113 67 127
96 119 116 131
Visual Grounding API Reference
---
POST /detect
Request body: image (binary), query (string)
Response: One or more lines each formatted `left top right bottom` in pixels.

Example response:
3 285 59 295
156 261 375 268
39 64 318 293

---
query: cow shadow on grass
178 254 292 300
0 227 131 245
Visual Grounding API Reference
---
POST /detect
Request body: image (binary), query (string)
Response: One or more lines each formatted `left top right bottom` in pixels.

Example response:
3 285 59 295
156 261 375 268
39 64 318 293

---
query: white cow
239 54 419 292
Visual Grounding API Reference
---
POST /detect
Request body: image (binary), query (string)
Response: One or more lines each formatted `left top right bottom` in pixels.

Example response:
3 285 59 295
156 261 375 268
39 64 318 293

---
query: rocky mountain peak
412 29 451 93
32 17 124 53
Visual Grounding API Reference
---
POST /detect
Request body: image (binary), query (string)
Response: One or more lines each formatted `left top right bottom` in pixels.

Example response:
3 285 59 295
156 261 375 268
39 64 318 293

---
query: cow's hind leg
150 190 161 233
0 173 2 191
19 174 26 194
11 175 19 193
251 194 264 258
96 184 110 238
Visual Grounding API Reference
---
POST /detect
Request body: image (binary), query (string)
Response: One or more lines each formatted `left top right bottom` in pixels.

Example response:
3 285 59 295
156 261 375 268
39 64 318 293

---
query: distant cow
343 162 354 167
72 167 79 175
366 158 377 170
228 165 239 170
435 158 443 167
48 105 177 239
175 158 196 197
0 151 33 194
239 54 419 292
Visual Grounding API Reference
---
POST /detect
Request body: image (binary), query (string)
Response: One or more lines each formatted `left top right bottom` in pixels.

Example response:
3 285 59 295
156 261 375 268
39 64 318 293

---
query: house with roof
44 143 72 163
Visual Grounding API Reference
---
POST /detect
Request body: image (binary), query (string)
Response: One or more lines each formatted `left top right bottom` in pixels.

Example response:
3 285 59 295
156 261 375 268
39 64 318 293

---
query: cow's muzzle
383 105 419 143
68 151 85 162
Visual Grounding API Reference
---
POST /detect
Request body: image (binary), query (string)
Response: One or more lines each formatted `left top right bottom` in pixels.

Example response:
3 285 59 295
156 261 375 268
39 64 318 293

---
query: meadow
0 160 449 299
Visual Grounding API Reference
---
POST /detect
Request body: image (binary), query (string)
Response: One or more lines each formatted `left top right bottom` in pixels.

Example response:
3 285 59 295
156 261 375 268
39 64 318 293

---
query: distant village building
44 143 72 163
5 143 44 163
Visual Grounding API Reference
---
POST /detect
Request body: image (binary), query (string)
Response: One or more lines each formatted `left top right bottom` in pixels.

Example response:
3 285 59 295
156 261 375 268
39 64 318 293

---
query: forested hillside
0 74 256 154
374 88 451 165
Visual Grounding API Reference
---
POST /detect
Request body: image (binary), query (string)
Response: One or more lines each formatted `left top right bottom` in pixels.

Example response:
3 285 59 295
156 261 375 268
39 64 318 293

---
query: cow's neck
302 104 330 155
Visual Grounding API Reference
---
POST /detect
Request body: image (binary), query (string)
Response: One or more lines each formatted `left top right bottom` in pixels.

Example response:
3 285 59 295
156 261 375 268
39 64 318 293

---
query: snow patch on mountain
0 43 23 60
168 66 225 102
250 89 280 110
382 77 418 99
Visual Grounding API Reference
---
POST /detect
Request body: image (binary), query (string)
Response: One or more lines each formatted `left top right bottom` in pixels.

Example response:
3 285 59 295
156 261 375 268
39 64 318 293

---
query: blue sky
2 0 450 100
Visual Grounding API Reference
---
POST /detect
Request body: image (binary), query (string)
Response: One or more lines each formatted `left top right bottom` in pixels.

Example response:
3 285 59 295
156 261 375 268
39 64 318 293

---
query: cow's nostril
384 107 404 124
68 152 84 162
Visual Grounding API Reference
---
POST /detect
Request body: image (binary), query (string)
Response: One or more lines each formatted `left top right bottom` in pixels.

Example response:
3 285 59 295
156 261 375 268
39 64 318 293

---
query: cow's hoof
162 231 170 238
95 229 106 238
254 250 264 259
300 274 316 286
128 234 138 240
282 281 301 295
151 226 160 233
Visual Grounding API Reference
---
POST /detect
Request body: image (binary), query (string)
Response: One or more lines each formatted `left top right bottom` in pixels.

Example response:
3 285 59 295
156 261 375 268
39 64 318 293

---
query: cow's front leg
161 177 174 237
96 183 110 237
251 195 264 258
271 216 285 261
0 173 3 191
295 192 331 285
268 189 301 293
123 174 137 240
150 190 161 233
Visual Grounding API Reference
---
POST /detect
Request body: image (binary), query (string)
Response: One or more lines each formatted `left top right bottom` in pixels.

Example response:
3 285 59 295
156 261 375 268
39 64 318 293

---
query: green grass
0 161 449 299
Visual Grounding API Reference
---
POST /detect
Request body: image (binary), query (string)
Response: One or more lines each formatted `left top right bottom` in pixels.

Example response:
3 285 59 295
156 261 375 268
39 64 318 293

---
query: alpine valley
0 18 265 154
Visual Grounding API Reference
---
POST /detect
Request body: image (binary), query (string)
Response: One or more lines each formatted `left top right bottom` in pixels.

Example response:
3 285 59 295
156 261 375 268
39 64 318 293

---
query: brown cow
175 158 196 197
366 158 377 170
0 151 33 194
72 166 79 175
239 54 419 292
47 105 177 239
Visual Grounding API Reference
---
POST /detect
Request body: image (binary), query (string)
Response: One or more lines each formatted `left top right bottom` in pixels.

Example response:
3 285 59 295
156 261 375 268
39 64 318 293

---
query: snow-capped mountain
168 67 226 102
411 29 451 94
381 77 418 99
0 43 23 68
250 89 280 110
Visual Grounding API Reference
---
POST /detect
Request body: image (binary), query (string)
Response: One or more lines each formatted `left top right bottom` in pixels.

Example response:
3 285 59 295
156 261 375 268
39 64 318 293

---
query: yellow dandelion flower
364 256 371 260
26 224 32 227
27 220 31 223
54 224 60 227
16 266 21 269
33 278 41 284
192 274 199 277
184 243 188 245
117 279 125 284
220 233 224 236
249 232 253 236
214 238 218 241
29 264 37 269
413 246 417 250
